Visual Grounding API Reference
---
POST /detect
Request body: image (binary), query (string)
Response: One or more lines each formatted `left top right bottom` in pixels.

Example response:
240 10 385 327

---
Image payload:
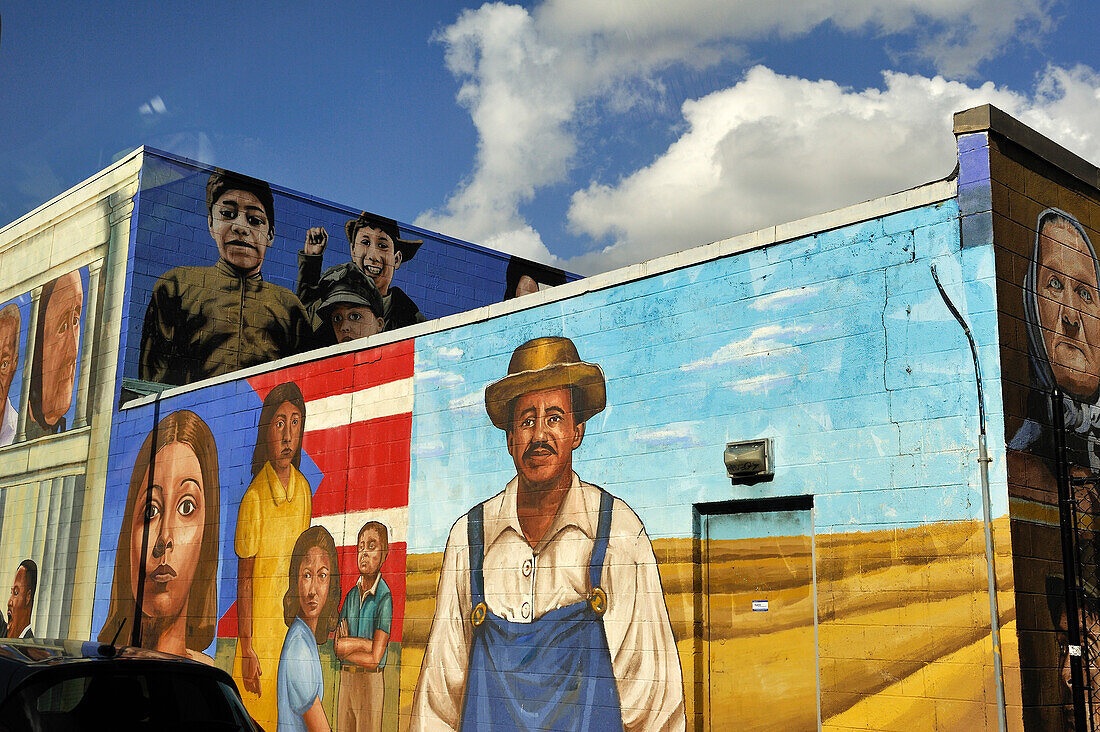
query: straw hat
485 337 606 430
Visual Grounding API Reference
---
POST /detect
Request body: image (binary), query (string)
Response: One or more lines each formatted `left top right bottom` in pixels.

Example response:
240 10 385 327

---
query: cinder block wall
88 174 1018 730
0 150 141 638
979 118 1100 729
119 150 576 386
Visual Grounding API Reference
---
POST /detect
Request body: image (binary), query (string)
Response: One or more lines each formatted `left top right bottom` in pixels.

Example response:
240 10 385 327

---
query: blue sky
3 2 1099 274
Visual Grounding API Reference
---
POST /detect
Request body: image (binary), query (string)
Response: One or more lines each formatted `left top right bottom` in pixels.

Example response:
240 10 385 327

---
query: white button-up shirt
411 473 685 731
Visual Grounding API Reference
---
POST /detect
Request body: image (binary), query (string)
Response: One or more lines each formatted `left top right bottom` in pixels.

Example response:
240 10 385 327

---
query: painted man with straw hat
411 337 685 731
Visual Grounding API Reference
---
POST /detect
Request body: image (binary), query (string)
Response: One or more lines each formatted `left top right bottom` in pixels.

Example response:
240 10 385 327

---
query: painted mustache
523 441 557 459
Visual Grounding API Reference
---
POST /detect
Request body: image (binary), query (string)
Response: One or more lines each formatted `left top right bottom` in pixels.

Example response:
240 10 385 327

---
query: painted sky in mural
409 198 1004 549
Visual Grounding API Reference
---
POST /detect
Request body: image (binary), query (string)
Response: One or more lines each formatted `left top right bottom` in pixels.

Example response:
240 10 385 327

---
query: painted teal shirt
338 575 392 669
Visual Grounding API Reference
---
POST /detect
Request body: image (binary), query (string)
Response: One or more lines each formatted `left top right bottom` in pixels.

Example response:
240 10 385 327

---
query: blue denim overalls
460 489 624 731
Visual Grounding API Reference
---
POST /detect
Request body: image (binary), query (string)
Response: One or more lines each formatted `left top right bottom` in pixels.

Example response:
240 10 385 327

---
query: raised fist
303 226 328 256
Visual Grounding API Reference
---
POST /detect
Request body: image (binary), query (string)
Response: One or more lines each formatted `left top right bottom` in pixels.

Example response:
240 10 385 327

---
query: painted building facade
2 107 1100 730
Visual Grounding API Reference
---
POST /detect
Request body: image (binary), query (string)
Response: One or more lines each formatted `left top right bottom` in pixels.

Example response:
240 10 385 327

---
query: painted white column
73 262 103 429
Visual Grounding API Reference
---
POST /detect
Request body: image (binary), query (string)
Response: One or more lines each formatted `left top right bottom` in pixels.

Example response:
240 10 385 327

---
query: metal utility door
703 504 818 730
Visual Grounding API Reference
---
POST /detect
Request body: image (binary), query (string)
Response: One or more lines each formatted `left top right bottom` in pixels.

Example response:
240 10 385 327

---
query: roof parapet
953 104 1100 192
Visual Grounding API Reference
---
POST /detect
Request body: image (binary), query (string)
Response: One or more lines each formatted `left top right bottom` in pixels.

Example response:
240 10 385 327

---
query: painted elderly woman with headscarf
1010 208 1100 471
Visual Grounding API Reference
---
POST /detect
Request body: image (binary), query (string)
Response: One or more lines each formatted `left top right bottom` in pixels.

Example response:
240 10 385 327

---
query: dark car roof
0 638 229 698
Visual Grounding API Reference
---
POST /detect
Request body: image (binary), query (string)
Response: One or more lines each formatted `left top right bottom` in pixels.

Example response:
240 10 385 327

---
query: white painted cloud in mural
633 423 701 448
723 371 795 394
749 286 822 312
436 346 466 361
682 324 814 372
413 439 447 459
448 388 485 414
417 369 466 389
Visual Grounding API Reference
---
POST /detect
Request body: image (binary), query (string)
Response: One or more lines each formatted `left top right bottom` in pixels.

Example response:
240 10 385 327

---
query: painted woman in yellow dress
233 382 313 730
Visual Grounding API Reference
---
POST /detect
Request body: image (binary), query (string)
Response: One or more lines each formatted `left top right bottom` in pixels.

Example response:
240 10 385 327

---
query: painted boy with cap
297 212 426 333
411 337 685 731
140 169 312 385
313 264 386 345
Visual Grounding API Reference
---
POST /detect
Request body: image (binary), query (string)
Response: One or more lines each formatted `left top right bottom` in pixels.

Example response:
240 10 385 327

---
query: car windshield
0 666 258 731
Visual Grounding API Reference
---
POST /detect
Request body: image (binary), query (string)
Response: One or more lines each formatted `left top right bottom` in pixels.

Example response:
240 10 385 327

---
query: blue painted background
93 378 324 658
408 198 1006 552
117 149 577 384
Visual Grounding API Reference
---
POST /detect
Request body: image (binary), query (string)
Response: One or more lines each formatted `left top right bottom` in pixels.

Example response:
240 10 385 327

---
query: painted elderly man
296 212 425 333
411 336 685 731
28 271 82 439
140 170 312 385
6 560 37 639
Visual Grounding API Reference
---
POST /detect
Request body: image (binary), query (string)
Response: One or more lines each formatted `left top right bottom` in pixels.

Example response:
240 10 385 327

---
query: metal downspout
931 264 1008 731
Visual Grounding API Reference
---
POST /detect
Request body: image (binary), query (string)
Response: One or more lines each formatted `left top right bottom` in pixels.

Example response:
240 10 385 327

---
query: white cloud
448 388 485 414
566 64 1100 272
436 346 466 361
417 369 466 389
413 440 447 459
538 1 1055 80
633 423 701 448
749 286 821 312
139 95 167 116
723 371 796 394
421 0 1059 272
682 324 815 372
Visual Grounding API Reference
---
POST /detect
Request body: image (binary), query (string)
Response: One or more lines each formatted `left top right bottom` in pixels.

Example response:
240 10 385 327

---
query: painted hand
304 227 328 256
242 646 263 695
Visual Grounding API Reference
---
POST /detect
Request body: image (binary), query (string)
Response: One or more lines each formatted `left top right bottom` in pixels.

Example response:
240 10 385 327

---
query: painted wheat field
396 519 1016 731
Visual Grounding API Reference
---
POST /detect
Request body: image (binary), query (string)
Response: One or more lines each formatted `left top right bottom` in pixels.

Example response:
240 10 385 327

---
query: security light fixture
724 438 774 483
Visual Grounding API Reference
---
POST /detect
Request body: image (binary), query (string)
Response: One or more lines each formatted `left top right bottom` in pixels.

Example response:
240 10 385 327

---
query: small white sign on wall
752 600 769 612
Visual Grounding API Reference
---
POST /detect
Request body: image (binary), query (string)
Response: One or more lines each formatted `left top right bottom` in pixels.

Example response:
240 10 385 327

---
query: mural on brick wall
126 153 578 389
2 559 38 639
28 268 86 440
97 193 1017 729
1010 209 1100 470
410 336 685 730
96 343 413 732
0 271 91 642
298 214 425 337
0 295 28 447
1004 203 1100 727
98 409 220 660
405 196 1005 731
139 170 312 385
501 256 569 301
232 381 313 724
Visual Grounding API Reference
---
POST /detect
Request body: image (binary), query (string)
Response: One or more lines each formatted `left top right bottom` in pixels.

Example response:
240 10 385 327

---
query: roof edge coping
953 104 1100 191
